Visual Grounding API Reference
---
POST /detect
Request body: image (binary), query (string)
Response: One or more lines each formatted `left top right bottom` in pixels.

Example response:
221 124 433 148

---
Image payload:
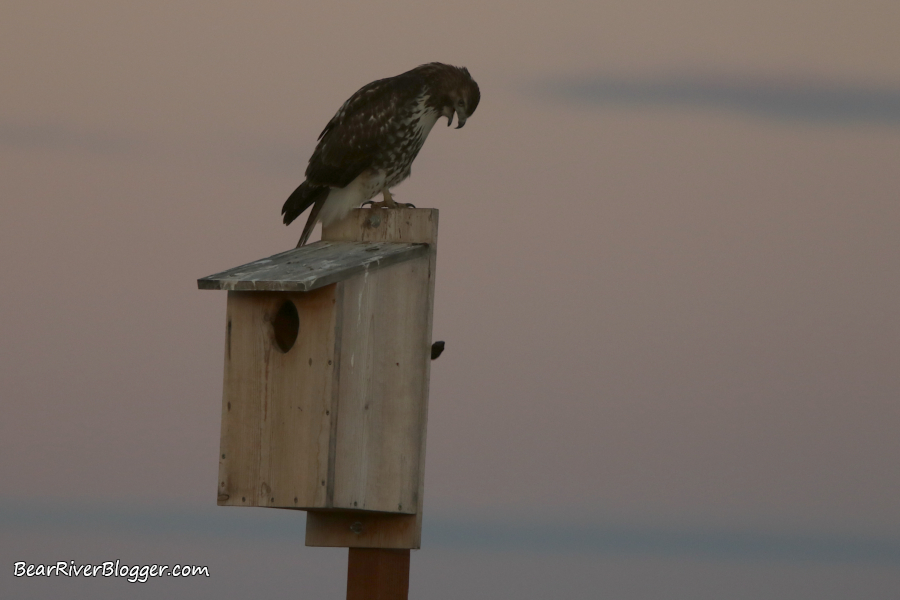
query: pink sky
2 1 900 597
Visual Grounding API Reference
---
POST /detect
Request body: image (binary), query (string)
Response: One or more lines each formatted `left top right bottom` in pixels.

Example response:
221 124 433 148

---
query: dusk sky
2 1 899 598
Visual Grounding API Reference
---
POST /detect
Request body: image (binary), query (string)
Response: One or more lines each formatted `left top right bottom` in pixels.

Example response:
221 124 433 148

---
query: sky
2 1 900 598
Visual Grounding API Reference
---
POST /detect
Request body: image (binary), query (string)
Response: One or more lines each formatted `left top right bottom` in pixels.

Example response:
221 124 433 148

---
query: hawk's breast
375 92 440 190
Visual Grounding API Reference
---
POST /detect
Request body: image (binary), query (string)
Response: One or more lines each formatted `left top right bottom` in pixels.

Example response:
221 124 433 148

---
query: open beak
447 107 467 129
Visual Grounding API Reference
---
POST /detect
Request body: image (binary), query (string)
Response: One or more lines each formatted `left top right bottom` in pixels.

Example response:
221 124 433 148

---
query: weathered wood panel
217 286 338 510
198 241 427 292
331 256 429 514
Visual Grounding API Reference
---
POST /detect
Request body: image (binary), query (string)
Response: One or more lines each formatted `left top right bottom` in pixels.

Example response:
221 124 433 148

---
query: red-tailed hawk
282 62 480 246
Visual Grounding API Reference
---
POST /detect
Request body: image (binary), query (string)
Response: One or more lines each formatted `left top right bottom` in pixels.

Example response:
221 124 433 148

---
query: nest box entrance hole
272 298 300 353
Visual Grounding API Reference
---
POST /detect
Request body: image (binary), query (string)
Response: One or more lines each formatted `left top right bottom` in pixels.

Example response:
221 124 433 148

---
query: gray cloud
540 74 900 125
425 517 900 563
0 121 306 178
4 500 899 563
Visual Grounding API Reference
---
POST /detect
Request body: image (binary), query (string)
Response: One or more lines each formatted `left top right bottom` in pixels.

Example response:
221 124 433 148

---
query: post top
197 240 428 292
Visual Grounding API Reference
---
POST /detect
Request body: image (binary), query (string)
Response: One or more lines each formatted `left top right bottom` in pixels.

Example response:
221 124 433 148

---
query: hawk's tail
282 181 330 247
282 180 329 225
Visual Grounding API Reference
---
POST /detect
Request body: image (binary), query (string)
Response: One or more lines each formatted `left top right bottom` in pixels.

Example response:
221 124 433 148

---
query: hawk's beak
446 107 467 128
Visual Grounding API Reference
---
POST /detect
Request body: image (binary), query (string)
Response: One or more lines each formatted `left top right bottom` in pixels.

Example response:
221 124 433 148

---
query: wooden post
306 208 438 550
346 548 410 600
325 208 437 599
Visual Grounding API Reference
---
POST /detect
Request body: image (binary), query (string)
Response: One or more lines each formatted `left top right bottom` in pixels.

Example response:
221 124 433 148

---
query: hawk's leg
363 190 415 209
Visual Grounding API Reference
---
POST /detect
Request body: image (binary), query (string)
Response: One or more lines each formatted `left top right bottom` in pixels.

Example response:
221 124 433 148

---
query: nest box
198 208 438 549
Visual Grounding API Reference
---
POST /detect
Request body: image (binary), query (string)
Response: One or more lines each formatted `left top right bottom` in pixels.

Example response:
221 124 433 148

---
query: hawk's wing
305 77 419 188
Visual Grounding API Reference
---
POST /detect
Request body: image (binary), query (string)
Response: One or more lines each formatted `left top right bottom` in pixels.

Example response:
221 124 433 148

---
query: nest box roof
198 240 428 292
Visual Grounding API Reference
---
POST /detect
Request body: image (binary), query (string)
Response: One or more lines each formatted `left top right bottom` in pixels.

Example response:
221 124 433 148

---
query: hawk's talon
363 200 393 209
362 190 407 210
361 200 416 209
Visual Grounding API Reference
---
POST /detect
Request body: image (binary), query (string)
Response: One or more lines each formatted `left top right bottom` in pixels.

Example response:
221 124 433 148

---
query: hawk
282 62 480 246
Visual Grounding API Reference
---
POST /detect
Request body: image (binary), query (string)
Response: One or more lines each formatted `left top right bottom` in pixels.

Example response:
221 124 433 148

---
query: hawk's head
429 64 480 129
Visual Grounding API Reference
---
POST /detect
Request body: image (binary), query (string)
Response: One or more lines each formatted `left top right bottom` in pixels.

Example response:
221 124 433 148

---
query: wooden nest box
198 208 438 549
